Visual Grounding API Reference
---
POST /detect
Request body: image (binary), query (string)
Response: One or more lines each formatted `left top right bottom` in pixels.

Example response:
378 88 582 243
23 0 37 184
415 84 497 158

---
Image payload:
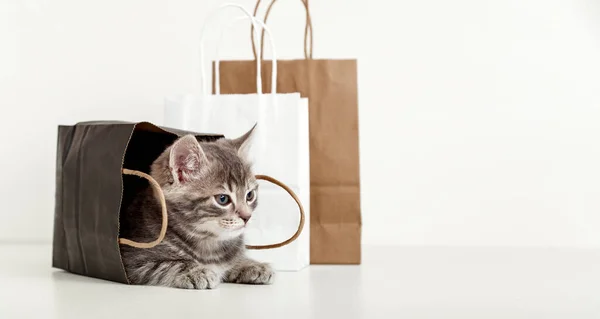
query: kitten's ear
230 124 256 159
168 135 207 184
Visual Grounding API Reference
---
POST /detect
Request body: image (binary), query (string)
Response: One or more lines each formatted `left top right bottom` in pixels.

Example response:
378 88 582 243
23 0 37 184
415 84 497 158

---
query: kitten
119 127 273 289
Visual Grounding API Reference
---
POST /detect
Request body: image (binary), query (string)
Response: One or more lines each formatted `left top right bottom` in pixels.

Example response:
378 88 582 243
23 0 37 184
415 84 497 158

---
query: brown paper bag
214 0 361 264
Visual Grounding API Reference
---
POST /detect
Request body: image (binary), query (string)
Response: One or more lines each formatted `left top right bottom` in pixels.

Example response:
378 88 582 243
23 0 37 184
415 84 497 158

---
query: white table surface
1 244 600 318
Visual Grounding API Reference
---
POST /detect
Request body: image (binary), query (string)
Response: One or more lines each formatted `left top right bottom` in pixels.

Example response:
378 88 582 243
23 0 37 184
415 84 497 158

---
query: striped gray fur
120 126 274 289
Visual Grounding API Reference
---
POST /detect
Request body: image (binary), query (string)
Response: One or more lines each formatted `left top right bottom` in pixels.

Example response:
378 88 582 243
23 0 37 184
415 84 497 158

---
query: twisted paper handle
251 0 313 60
119 169 168 249
245 175 306 250
118 170 305 250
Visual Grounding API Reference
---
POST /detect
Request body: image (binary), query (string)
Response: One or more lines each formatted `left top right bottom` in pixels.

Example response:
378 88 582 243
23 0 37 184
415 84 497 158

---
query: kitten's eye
214 194 231 206
246 190 256 202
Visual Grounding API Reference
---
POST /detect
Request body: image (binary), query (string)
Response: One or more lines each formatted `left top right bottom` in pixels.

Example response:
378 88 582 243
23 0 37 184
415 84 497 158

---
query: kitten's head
150 126 258 241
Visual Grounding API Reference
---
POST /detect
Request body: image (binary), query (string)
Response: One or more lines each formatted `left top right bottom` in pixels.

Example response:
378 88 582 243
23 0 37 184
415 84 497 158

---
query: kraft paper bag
215 0 361 264
164 4 310 270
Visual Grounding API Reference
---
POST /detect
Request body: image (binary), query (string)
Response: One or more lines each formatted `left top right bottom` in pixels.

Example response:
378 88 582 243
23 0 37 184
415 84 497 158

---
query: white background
1 0 600 247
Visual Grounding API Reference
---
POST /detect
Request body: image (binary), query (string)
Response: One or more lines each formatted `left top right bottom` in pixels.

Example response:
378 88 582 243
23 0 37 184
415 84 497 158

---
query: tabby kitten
120 127 273 289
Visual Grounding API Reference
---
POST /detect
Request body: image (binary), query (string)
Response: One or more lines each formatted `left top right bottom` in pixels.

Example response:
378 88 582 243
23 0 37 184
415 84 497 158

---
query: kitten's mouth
219 218 245 230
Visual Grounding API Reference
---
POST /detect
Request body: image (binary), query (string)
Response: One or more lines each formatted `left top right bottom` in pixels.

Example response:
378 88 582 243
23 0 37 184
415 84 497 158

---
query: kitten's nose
237 211 251 224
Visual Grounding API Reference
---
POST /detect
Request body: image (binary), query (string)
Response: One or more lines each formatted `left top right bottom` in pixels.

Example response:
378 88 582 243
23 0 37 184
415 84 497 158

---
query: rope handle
251 0 313 60
119 169 168 249
201 3 277 97
246 175 306 250
118 170 305 251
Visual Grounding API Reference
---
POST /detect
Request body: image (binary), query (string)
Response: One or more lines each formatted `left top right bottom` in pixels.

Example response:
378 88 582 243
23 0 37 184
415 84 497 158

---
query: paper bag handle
251 0 313 60
246 175 306 250
118 170 305 251
200 3 277 97
213 15 277 96
119 169 168 249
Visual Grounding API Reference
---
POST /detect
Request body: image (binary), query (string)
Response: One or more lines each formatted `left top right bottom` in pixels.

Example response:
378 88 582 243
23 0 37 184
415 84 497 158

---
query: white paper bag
163 4 310 271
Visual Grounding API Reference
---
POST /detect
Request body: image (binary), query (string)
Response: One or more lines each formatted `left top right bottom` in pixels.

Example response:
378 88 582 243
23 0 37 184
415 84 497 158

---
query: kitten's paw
227 262 274 285
172 268 220 290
